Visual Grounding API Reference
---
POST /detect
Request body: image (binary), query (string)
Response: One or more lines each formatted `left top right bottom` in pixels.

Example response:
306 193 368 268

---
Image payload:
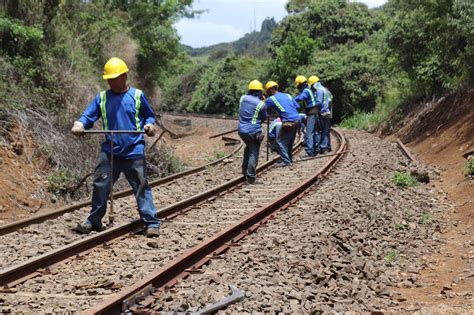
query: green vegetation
384 248 398 266
47 169 77 195
419 213 432 225
184 17 277 58
394 222 409 230
463 159 474 177
392 171 417 188
214 151 226 159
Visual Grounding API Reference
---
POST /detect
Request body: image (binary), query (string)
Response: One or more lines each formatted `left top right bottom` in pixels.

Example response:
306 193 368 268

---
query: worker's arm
78 94 102 129
140 93 156 126
293 90 305 103
258 102 267 122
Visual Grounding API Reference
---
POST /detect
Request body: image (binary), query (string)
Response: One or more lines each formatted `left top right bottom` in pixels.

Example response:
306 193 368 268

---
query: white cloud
175 19 245 48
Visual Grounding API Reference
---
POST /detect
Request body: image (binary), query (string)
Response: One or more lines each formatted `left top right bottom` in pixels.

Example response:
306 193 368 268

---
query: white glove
71 121 85 136
144 124 156 137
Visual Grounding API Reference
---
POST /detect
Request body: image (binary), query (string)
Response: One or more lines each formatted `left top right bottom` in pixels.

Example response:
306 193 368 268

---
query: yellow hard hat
308 75 320 86
294 75 307 86
248 80 264 91
265 81 279 92
102 57 129 80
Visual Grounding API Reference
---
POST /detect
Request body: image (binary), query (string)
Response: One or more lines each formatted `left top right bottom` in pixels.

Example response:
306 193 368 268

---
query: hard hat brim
102 71 127 80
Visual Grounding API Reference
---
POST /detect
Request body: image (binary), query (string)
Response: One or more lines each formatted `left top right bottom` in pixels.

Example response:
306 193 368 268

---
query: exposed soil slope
384 87 473 311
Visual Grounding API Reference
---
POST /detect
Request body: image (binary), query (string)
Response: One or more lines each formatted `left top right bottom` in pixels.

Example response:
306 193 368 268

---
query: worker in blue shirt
238 80 267 184
71 57 160 237
264 81 300 166
295 75 320 157
309 75 332 153
268 117 282 152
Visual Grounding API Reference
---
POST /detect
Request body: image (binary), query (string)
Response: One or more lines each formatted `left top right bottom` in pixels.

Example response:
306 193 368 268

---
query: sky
174 0 388 48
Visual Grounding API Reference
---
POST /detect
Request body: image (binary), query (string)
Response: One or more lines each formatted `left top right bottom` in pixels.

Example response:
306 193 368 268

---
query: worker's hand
144 124 156 137
71 121 85 136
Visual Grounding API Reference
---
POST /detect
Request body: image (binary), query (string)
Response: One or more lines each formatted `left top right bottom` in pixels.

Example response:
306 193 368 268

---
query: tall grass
340 85 404 131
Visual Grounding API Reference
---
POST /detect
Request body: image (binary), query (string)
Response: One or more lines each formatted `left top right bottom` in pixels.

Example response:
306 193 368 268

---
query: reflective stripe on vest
99 91 108 130
251 101 265 124
134 89 142 131
304 88 316 106
270 96 286 112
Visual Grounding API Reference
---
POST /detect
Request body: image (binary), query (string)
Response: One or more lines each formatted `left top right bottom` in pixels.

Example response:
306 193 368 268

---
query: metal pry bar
194 285 245 315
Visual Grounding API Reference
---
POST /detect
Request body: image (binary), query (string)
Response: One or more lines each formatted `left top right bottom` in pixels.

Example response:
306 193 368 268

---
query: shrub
419 213 432 225
48 169 77 195
463 159 474 177
392 171 417 187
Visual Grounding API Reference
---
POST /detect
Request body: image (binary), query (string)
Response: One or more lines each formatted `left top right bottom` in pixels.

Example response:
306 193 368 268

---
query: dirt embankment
0 127 51 225
381 87 473 311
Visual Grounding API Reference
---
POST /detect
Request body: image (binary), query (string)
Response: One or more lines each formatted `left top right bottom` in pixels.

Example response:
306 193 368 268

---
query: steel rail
161 112 238 121
0 139 243 236
396 138 415 162
0 140 302 287
209 128 239 139
85 129 346 314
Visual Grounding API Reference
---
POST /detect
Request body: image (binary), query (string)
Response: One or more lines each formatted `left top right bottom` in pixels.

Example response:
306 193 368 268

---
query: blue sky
175 0 388 48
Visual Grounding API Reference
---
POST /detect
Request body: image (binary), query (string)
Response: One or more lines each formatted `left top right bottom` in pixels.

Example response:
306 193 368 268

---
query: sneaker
75 221 103 234
146 227 161 238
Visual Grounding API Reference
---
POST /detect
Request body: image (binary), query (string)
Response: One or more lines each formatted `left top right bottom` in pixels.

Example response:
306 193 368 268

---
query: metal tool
84 130 145 225
195 285 244 314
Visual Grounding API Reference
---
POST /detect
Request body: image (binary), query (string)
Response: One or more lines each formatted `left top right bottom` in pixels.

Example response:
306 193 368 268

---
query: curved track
0 129 345 313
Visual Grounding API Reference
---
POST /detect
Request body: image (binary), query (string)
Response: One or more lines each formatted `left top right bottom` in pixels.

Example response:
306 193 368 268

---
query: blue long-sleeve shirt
78 87 156 158
312 82 330 113
294 88 317 109
238 94 267 134
264 92 300 122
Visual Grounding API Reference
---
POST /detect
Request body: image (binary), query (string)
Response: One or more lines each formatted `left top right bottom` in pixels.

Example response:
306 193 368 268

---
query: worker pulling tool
71 57 161 238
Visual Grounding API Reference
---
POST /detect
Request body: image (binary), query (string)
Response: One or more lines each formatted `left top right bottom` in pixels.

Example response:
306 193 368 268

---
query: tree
385 0 473 95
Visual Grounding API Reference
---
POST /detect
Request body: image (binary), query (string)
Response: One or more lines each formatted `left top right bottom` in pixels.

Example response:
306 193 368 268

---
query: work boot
75 221 103 234
146 227 161 238
246 176 256 184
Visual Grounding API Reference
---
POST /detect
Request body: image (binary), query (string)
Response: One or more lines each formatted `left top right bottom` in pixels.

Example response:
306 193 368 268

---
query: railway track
0 129 345 313
0 134 249 270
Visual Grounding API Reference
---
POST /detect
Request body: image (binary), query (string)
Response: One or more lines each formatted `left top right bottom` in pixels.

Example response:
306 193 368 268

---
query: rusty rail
85 129 346 314
396 138 415 162
162 112 238 121
209 128 239 139
0 140 302 288
0 140 243 236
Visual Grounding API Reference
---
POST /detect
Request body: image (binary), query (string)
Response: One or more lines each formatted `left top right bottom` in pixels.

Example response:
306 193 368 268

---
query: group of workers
238 76 333 184
68 56 333 237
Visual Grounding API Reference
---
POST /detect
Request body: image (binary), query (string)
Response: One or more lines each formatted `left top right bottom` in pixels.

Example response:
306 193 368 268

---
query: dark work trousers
239 132 263 181
87 152 160 229
277 121 300 165
305 113 321 156
319 115 331 152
